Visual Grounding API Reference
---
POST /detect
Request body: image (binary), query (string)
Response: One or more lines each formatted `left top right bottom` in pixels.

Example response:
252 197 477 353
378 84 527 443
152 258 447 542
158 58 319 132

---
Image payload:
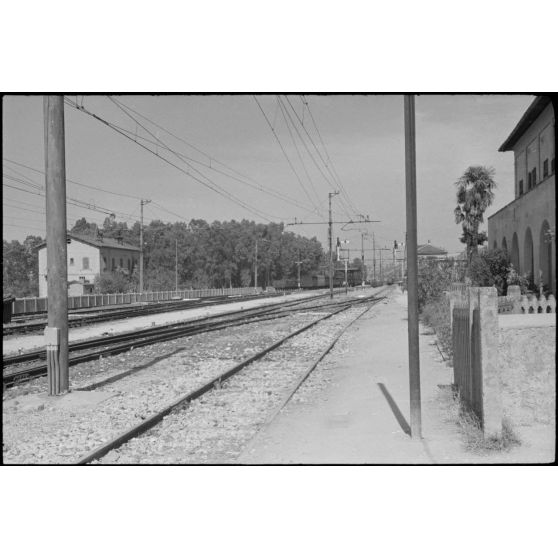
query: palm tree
454 166 497 265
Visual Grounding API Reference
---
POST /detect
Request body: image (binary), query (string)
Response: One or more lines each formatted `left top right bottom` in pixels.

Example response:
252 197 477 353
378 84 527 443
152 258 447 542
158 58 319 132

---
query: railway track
78 294 383 464
3 290 378 388
2 292 284 336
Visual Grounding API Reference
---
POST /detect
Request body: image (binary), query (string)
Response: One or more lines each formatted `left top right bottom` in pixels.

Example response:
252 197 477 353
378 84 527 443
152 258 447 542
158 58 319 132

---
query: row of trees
3 217 327 296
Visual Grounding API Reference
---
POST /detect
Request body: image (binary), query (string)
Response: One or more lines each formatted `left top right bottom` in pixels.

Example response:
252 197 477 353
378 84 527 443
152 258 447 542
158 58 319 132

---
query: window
69 258 74 266
120 258 123 268
543 159 549 178
528 172 532 190
518 179 524 196
103 257 107 271
112 258 116 271
127 258 131 270
82 257 89 270
531 167 536 186
79 276 86 282
552 158 555 174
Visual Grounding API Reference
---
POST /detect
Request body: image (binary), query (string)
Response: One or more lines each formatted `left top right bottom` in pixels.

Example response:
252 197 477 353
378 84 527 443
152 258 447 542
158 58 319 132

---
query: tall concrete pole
175 238 178 292
404 94 422 438
44 95 69 395
139 199 151 293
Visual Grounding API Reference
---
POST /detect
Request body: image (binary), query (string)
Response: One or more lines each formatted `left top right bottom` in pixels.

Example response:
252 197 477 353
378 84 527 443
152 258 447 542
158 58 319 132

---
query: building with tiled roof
417 242 448 258
487 96 555 293
37 232 141 297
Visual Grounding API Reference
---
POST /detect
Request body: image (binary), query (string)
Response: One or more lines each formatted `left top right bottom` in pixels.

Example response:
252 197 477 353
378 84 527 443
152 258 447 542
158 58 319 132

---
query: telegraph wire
3 158 143 200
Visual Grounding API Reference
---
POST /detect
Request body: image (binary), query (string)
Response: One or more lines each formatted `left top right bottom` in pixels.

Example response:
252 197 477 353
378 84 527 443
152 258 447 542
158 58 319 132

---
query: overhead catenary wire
106 96 286 222
65 97 283 223
288 95 360 216
103 97 317 216
275 95 324 212
278 96 355 222
253 95 324 218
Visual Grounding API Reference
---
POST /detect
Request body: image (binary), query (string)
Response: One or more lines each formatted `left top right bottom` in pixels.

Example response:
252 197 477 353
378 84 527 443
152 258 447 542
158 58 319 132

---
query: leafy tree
3 235 44 296
454 166 497 266
468 248 510 295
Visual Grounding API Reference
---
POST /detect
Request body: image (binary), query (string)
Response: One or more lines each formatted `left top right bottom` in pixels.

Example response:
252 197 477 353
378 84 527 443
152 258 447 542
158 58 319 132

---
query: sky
3 94 534 255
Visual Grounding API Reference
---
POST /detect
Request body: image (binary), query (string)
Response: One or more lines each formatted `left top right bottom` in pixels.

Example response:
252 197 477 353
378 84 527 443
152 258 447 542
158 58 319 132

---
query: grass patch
442 388 521 453
420 295 452 360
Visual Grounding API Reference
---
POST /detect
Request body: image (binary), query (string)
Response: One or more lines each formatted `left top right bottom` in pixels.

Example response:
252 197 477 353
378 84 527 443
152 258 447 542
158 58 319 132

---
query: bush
94 268 137 294
468 248 510 295
421 295 452 359
417 259 454 310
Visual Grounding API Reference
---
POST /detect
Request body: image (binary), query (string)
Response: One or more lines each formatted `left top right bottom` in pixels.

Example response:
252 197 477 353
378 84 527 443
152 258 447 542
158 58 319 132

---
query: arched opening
493 240 498 250
511 232 520 271
539 220 552 292
502 237 508 254
524 227 534 288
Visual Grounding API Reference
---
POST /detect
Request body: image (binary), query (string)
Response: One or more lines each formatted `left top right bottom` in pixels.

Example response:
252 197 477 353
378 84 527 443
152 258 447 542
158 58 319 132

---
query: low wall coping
499 314 557 330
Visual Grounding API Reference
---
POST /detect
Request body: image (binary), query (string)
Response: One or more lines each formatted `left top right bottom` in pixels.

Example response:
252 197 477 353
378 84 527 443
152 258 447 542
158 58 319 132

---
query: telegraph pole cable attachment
44 95 69 395
139 199 151 293
404 94 422 438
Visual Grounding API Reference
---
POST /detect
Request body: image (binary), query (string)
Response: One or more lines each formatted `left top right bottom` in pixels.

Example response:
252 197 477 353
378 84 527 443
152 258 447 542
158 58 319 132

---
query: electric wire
253 95 324 218
287 96 360 216
104 97 316 215
275 95 324 211
65 97 282 223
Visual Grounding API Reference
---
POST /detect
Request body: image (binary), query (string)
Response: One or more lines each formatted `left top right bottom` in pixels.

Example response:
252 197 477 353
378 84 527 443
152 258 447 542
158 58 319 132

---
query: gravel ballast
3 298 374 464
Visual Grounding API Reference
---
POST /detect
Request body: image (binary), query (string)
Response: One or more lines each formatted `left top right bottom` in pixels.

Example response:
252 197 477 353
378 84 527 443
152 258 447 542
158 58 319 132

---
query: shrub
421 295 452 359
506 265 530 294
468 248 510 295
417 259 454 309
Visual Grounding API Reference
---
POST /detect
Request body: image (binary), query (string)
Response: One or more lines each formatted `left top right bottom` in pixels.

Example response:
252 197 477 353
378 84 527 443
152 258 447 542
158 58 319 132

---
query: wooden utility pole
175 238 178 292
404 94 422 438
361 232 366 285
44 95 69 395
139 199 151 293
372 232 376 283
254 239 258 290
328 191 339 298
295 250 303 289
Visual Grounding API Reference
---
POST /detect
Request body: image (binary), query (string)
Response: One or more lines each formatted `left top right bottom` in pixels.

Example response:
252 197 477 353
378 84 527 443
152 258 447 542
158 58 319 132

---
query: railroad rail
2 292 284 336
76 293 384 464
3 290 378 388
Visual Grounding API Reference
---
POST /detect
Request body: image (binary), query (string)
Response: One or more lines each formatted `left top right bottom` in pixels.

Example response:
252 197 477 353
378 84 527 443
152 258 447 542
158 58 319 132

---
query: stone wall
498 314 556 427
